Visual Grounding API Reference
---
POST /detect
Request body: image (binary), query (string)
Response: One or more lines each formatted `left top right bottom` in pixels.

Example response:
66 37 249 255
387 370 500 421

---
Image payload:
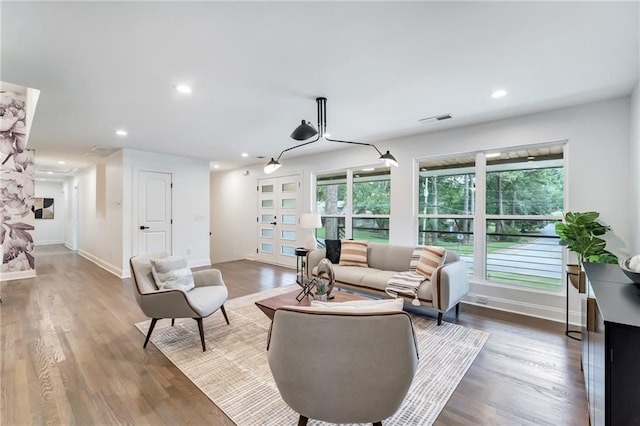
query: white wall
630 82 640 254
76 152 124 276
211 96 633 322
33 181 66 245
122 149 211 276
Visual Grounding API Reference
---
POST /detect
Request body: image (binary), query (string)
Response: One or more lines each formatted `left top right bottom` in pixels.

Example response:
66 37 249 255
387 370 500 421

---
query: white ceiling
2 1 638 179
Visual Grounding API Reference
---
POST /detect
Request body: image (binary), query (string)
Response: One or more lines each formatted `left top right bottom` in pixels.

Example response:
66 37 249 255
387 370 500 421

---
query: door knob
270 222 277 225
140 226 150 230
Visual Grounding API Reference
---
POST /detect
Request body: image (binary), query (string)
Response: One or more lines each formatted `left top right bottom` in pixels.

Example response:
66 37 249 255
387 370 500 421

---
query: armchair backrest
267 308 418 424
129 252 169 304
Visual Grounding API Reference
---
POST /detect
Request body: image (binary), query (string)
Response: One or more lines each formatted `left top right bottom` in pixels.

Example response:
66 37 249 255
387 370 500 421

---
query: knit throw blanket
385 271 426 306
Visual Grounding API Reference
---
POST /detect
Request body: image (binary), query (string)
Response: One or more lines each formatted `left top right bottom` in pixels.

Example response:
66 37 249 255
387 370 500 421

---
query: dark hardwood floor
1 245 587 425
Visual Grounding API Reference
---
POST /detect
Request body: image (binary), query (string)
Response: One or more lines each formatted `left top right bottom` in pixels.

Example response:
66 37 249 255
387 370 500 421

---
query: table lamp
300 213 322 250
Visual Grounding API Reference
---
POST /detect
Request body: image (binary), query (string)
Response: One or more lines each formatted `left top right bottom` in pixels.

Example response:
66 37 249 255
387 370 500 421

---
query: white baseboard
189 258 211 269
64 243 77 251
1 269 37 282
463 292 581 326
35 240 65 246
78 250 125 278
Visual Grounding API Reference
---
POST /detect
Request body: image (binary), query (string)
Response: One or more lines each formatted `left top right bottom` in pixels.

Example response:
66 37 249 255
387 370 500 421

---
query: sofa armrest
431 260 469 313
306 248 327 278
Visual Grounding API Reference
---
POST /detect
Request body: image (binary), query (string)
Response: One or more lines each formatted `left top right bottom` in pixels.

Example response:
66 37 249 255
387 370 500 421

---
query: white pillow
149 255 195 291
306 297 404 313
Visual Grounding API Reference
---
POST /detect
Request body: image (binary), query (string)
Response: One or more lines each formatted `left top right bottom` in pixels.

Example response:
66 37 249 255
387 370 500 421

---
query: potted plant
314 280 328 302
555 211 618 289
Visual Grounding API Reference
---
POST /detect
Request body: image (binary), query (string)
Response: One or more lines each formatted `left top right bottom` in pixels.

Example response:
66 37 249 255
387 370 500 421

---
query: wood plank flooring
1 245 588 425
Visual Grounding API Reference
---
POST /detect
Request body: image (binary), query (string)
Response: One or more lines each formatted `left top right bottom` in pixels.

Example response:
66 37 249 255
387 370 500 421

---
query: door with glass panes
257 175 300 267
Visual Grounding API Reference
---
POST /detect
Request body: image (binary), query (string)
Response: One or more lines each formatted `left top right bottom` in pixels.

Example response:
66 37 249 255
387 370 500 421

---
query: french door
257 175 301 267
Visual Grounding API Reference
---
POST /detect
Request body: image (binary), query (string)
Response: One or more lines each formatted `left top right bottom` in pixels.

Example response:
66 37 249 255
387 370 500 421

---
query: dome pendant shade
290 120 318 141
379 150 398 167
264 158 282 174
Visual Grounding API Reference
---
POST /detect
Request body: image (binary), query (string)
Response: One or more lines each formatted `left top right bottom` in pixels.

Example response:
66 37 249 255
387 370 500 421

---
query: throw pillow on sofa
415 246 447 280
309 297 404 313
339 240 369 267
150 255 195 291
325 239 341 264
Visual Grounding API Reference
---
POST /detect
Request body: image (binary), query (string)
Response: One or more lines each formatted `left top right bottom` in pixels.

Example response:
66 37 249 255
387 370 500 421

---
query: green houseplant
555 211 618 289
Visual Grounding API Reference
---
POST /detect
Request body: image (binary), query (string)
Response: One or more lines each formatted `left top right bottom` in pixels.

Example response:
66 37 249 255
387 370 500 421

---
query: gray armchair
129 253 229 351
267 307 419 425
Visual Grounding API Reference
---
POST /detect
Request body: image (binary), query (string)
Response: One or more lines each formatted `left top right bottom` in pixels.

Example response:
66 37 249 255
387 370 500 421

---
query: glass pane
260 243 274 253
281 214 296 224
486 162 564 215
281 198 296 209
352 168 391 215
282 182 297 192
261 229 274 238
418 168 476 216
317 173 347 215
281 230 296 241
485 219 562 290
317 217 346 243
261 185 274 193
261 214 275 223
261 199 274 208
418 217 474 276
281 245 296 256
352 217 389 243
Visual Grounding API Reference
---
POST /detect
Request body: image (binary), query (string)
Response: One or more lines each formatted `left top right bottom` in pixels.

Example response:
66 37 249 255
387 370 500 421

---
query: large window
418 145 564 291
418 157 475 275
317 167 390 243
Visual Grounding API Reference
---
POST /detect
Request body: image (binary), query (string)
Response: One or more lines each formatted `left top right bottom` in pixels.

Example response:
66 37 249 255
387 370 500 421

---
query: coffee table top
255 289 368 320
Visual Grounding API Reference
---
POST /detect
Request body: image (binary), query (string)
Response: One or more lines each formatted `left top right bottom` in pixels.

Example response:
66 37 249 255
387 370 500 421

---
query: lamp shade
264 158 281 174
300 213 322 229
290 120 318 141
379 150 399 167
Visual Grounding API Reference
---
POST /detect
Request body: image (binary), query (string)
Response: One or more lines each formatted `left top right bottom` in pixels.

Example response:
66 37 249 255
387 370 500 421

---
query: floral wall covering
0 89 35 278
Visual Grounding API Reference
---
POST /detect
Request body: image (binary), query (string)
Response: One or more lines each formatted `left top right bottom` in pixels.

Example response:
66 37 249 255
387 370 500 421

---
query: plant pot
315 294 327 302
567 264 586 293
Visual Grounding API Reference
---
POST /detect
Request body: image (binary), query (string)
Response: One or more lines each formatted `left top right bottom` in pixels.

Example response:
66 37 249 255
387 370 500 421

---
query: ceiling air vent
418 113 453 124
84 145 116 157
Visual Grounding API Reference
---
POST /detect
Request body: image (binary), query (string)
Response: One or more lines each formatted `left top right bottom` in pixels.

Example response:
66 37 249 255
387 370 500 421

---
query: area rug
135 286 490 425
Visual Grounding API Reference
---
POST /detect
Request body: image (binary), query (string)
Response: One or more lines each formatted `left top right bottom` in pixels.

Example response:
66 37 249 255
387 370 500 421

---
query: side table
294 247 308 285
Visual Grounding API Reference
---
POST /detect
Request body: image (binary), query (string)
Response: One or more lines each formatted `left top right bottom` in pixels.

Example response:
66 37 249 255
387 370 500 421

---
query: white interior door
138 170 173 254
257 175 300 267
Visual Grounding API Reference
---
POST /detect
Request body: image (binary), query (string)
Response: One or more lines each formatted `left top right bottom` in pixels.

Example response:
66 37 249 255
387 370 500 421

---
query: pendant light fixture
264 97 399 174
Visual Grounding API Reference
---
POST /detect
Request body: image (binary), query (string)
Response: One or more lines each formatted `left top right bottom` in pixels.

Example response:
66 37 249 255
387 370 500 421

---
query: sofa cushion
325 239 341 264
150 255 195 291
416 246 447 280
367 243 415 272
331 265 380 286
339 240 369 267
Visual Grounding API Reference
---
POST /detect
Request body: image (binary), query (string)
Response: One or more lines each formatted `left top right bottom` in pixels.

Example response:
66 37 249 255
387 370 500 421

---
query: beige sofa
307 242 469 325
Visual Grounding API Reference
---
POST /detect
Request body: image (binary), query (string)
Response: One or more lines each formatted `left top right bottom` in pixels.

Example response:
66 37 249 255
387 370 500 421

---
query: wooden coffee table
255 289 368 320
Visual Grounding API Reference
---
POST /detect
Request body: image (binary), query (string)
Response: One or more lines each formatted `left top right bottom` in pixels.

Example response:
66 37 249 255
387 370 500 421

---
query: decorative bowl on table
619 256 640 284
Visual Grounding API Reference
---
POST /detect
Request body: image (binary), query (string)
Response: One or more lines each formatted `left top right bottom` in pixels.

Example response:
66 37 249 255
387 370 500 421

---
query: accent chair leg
455 303 460 317
171 318 175 326
437 312 443 326
195 318 206 351
298 415 309 426
220 305 230 325
373 422 383 426
144 318 159 348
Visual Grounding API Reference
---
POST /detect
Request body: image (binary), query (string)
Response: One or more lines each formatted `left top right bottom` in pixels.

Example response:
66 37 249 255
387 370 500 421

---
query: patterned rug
135 286 490 425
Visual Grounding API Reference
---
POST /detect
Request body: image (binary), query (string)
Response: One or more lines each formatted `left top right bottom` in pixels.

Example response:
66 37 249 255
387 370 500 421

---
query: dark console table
582 263 640 426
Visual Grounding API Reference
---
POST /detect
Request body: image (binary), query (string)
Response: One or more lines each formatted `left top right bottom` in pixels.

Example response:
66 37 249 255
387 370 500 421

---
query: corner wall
33 181 66 245
630 82 640 254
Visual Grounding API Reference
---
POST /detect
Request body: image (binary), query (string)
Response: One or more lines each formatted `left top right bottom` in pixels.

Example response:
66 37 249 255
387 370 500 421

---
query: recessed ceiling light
47 171 53 174
57 160 65 165
491 89 508 99
115 129 128 136
486 153 501 158
213 164 220 169
175 84 192 94
241 152 249 157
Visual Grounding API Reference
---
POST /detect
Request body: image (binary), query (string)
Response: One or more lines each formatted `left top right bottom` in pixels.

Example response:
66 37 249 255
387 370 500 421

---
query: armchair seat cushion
186 285 228 317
